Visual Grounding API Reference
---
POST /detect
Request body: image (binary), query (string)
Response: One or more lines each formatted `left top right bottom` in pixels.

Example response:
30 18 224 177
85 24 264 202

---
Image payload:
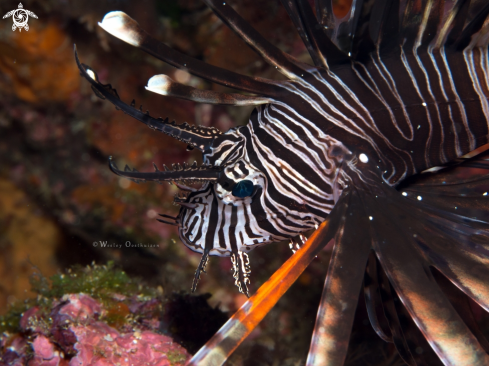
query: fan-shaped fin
415 228 489 312
187 218 336 366
306 187 372 366
98 11 282 96
280 0 349 69
365 250 435 366
398 149 489 223
377 164 489 317
390 283 445 366
401 176 489 223
366 189 489 365
202 0 307 79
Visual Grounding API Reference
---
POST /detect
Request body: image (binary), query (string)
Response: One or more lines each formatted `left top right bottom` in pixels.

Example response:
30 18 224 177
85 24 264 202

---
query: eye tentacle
173 181 198 192
175 202 199 210
156 218 180 227
75 48 221 152
158 213 178 221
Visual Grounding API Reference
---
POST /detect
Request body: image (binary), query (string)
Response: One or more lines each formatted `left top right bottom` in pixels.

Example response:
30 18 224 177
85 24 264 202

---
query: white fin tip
98 11 143 47
145 74 173 96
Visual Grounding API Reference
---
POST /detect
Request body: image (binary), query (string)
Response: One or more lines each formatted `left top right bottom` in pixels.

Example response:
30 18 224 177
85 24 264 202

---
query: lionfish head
74 9 350 295
176 131 273 256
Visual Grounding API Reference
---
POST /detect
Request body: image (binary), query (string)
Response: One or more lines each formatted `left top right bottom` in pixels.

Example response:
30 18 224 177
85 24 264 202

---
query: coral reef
0 263 190 366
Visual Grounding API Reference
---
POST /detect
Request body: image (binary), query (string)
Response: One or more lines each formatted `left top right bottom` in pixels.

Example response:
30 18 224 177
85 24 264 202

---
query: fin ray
307 187 372 366
202 0 307 79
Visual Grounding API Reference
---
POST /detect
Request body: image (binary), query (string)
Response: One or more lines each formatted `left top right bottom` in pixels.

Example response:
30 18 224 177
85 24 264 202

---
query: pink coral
29 335 68 366
0 336 29 365
70 322 188 366
58 294 103 322
1 294 190 366
19 306 40 332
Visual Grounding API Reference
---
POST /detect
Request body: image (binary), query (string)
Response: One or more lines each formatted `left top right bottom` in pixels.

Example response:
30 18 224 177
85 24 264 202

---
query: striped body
179 42 489 256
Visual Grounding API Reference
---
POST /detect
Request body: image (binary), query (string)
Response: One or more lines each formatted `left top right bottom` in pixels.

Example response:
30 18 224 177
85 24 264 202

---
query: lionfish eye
232 180 254 198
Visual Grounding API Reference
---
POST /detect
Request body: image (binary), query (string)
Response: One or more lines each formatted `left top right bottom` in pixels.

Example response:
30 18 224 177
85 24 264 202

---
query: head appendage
157 213 180 227
231 250 251 297
108 157 223 184
74 48 221 152
191 249 210 293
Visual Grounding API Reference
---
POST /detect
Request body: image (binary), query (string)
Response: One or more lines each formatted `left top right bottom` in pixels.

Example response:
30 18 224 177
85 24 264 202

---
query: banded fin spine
98 11 282 96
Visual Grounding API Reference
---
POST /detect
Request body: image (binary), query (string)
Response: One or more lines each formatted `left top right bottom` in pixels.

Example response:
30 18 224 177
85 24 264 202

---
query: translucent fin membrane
365 185 489 365
363 251 393 343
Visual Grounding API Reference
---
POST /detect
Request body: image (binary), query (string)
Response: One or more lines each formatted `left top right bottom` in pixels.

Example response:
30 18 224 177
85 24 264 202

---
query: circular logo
12 9 29 29
3 3 38 32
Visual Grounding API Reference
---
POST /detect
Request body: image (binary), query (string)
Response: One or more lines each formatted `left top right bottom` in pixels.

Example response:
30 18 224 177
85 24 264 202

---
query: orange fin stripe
187 219 333 366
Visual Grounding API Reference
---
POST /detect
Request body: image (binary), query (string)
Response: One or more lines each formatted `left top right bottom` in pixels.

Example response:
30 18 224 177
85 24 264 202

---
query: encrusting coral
0 262 190 366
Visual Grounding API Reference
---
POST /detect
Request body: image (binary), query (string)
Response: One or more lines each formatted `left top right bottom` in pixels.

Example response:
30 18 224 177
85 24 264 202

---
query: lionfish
75 0 489 364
